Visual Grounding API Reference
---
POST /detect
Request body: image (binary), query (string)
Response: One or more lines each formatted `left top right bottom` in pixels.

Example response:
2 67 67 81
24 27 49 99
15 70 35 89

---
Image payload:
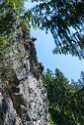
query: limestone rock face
0 1 49 125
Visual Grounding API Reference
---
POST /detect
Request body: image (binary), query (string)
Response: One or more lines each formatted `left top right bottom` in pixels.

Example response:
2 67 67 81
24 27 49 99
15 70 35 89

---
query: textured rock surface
0 1 49 125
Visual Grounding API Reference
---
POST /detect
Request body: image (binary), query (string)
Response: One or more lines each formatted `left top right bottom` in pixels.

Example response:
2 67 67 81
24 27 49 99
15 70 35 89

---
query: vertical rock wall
0 1 49 125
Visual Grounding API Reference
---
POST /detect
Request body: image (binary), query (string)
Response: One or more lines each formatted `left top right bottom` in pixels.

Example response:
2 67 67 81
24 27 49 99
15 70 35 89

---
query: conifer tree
26 0 84 59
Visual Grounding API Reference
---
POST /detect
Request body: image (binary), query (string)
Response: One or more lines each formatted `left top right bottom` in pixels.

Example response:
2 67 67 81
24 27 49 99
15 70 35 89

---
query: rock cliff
0 1 49 125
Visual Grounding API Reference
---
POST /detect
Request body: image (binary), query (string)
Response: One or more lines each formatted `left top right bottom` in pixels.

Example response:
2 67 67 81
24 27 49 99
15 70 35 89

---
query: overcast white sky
24 1 84 82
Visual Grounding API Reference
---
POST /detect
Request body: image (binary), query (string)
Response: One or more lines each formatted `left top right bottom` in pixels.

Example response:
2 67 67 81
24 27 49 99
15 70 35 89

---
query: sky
24 1 84 82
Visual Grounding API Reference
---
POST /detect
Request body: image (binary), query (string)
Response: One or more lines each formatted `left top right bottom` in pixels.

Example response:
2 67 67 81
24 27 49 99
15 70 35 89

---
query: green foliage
0 36 7 48
71 71 84 90
3 0 84 58
26 0 84 59
49 114 57 125
42 68 84 125
5 0 28 12
64 87 84 124
23 11 38 30
19 17 30 33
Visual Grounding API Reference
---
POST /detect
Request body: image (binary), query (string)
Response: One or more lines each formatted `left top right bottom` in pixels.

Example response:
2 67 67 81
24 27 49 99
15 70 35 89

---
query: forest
0 0 84 125
42 69 84 125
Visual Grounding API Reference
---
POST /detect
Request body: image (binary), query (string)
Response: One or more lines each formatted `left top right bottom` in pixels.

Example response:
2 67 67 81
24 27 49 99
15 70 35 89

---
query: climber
31 37 37 42
38 62 44 77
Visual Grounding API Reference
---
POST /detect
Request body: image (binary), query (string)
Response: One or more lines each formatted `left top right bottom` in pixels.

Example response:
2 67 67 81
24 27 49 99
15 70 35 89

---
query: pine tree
26 0 84 59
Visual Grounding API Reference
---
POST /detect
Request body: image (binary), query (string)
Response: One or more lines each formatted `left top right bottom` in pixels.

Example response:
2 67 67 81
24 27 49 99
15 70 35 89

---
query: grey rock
0 2 49 125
